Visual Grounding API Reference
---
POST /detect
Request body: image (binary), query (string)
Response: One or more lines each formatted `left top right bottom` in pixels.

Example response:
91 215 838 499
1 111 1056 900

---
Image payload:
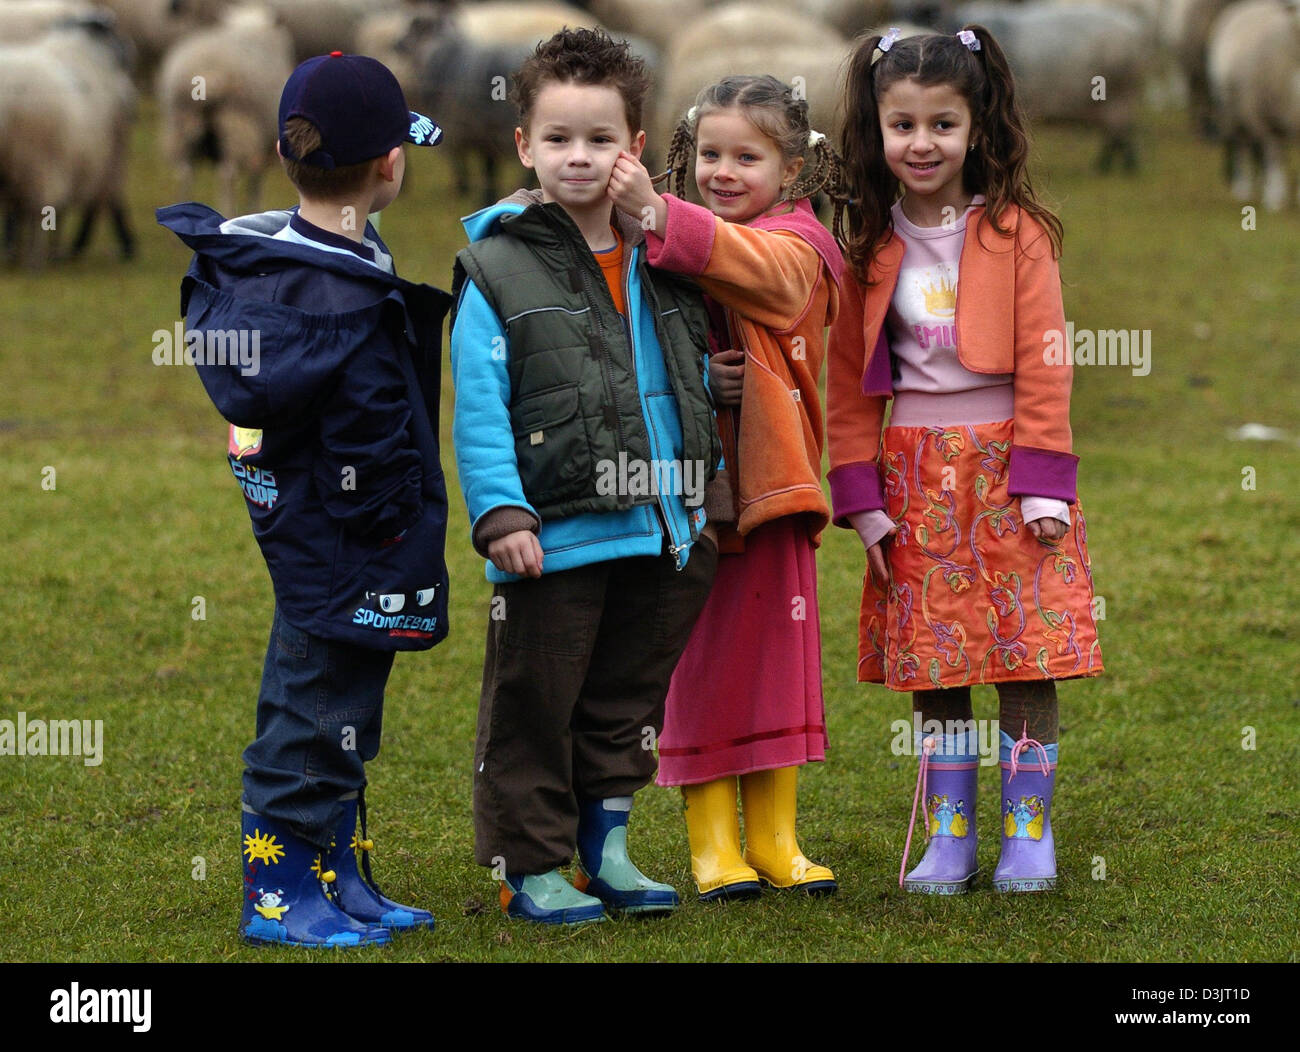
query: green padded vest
453 201 720 521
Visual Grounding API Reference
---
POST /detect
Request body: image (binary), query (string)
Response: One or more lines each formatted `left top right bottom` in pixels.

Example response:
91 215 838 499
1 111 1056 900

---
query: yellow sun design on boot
243 829 285 866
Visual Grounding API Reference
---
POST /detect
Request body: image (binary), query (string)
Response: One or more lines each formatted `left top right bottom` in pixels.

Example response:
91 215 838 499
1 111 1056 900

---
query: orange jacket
648 195 843 544
826 203 1077 525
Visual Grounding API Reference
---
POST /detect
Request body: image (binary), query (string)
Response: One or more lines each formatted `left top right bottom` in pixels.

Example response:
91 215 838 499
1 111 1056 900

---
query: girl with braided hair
607 73 849 901
827 27 1103 895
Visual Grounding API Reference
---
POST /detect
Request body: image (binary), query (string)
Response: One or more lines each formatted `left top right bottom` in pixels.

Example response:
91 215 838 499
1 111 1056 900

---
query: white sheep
0 0 97 41
457 1 596 41
592 0 889 50
0 13 137 267
259 0 400 62
656 3 850 181
156 5 295 219
954 2 1147 172
1207 0 1300 210
589 0 712 49
357 0 596 100
92 0 225 78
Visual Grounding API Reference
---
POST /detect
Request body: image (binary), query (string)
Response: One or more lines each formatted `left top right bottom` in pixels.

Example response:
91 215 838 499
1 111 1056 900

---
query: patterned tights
912 680 1059 744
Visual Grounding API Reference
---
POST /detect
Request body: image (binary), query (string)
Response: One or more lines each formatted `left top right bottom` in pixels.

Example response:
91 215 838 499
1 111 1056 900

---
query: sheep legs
69 201 136 261
1260 139 1289 213
1229 136 1289 212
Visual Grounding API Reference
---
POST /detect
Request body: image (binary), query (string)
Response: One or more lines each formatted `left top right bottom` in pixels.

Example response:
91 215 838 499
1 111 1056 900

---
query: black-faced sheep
399 3 659 206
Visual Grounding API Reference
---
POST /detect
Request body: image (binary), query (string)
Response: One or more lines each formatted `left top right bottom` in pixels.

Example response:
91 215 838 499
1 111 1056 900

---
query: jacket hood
156 201 418 428
460 189 536 242
461 187 648 250
157 202 407 283
750 197 845 287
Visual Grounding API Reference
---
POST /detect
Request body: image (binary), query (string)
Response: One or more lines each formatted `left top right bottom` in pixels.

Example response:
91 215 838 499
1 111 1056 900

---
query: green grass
1 103 1297 962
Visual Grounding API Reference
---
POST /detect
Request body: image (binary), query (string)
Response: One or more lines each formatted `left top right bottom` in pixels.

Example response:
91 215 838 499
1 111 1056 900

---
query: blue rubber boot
573 796 679 914
992 729 1058 893
499 870 607 926
240 809 392 948
325 794 435 933
901 730 980 894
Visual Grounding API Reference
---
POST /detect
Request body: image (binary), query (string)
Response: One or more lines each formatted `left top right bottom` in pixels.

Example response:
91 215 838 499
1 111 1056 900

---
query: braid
657 116 695 198
820 141 854 242
786 135 852 212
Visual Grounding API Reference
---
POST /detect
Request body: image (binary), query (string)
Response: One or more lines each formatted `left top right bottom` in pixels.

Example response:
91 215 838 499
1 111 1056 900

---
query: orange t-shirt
594 229 625 316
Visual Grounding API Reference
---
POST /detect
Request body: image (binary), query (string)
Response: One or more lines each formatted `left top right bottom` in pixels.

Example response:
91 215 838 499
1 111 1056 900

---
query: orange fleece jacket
646 194 843 545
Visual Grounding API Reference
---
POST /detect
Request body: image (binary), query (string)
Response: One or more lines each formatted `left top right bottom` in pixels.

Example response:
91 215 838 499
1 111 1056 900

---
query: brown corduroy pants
472 543 717 875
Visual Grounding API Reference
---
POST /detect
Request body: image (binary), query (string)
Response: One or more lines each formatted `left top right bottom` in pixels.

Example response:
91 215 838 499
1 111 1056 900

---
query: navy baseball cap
278 51 442 169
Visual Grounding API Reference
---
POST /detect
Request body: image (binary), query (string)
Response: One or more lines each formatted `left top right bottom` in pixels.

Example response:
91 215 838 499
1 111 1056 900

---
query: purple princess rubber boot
901 730 980 894
992 727 1058 893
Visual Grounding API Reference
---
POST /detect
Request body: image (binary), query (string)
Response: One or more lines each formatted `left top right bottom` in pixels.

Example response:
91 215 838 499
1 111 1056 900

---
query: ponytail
961 24 1063 257
835 32 897 280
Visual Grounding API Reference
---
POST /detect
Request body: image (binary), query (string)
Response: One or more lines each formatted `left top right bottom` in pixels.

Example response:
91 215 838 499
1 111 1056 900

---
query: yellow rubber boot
740 767 837 894
681 779 762 902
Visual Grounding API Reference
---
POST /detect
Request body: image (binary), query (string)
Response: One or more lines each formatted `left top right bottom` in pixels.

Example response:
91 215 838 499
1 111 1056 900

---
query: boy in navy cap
159 53 450 948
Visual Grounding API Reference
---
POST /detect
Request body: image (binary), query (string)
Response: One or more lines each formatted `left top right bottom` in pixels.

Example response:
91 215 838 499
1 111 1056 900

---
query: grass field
1 100 1297 963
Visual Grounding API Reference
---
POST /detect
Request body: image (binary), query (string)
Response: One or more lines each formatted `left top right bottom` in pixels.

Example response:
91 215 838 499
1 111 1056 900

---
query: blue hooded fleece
157 202 451 650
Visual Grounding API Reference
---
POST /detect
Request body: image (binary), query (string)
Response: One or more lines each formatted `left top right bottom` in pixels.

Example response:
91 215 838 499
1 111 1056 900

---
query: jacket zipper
639 262 696 568
547 208 691 569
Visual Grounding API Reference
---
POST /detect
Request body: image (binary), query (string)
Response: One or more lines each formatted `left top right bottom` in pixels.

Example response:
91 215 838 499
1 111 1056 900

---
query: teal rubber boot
574 796 679 914
499 869 607 926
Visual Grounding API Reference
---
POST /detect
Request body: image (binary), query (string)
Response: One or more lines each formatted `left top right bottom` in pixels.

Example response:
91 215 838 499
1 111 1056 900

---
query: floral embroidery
856 420 1103 689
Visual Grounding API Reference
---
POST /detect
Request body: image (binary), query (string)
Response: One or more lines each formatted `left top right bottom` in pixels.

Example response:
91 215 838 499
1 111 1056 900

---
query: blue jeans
242 607 394 847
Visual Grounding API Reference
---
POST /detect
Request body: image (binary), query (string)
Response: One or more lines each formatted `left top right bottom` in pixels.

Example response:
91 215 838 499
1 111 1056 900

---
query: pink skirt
657 516 827 786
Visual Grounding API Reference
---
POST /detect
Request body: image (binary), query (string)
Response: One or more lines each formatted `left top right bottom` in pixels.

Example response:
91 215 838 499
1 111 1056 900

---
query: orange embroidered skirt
859 419 1103 689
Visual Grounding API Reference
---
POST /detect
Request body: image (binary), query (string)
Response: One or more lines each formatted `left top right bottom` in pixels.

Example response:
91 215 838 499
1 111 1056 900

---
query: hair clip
686 105 698 123
956 29 980 52
808 129 825 148
878 27 900 53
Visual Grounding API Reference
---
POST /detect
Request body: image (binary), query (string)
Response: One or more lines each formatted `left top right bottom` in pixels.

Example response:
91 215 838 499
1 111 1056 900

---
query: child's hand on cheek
607 150 667 234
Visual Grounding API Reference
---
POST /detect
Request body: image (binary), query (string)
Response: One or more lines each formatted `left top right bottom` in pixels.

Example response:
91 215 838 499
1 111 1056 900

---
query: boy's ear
378 145 402 182
628 129 646 160
515 126 535 170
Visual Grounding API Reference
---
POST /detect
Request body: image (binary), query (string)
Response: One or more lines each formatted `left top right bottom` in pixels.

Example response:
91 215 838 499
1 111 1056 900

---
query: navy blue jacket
157 203 451 650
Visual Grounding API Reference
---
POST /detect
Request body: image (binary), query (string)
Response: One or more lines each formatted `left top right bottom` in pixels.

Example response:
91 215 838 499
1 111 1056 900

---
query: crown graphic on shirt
921 273 957 317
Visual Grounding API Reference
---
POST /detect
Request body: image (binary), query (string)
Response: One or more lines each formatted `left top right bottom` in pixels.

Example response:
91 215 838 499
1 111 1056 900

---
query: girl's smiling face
694 108 803 222
877 77 975 221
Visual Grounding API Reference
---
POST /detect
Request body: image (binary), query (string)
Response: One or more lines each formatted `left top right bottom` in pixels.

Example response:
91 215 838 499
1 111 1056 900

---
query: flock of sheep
1 0 1297 267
